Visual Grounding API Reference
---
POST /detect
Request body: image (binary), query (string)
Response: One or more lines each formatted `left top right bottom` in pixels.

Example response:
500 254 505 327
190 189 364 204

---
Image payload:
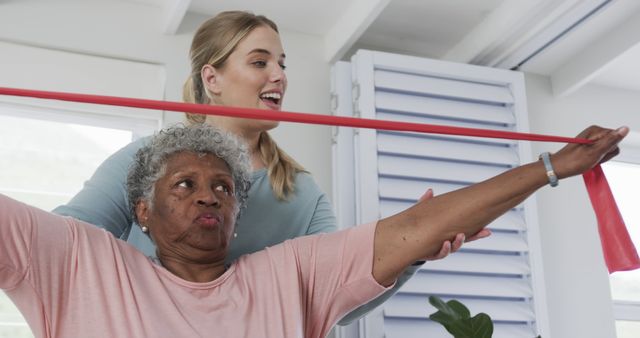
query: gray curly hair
127 124 252 225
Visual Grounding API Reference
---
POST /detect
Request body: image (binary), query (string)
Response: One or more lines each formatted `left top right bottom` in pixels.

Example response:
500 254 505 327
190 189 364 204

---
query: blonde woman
54 11 483 324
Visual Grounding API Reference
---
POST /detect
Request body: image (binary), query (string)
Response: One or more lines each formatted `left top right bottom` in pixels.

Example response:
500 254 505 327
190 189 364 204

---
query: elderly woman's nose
195 186 219 206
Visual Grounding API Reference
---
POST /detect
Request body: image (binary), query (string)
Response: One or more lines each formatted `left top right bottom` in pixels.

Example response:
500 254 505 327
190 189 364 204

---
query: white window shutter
331 61 357 231
332 50 549 338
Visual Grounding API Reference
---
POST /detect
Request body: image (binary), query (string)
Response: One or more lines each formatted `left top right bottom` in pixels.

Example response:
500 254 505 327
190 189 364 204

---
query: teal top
53 136 420 325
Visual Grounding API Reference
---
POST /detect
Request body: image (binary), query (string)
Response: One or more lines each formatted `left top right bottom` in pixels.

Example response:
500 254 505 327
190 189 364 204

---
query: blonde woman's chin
252 119 279 132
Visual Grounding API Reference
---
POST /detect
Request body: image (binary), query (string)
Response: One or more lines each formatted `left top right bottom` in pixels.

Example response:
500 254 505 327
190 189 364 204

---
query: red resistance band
0 86 637 273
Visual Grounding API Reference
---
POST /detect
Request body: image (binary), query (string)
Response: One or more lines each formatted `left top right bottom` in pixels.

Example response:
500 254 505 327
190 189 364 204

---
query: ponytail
258 132 306 200
183 75 207 124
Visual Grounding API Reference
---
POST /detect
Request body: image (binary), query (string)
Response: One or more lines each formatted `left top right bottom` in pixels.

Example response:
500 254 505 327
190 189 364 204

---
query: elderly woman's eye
177 180 193 189
214 184 231 195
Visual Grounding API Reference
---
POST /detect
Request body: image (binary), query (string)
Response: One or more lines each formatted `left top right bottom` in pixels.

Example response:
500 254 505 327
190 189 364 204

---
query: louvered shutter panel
332 50 549 338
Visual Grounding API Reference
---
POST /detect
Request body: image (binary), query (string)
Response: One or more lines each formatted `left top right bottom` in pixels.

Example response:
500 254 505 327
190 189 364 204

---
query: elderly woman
0 123 627 338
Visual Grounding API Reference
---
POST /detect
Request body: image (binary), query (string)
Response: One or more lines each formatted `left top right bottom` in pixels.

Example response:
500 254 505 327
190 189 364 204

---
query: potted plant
428 296 541 338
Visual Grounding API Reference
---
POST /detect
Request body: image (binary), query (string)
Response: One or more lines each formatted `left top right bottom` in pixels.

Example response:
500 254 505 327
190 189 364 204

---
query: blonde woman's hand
418 189 492 261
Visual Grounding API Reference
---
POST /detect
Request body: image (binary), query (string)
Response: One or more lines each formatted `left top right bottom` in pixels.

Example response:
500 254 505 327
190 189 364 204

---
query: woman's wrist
539 152 559 187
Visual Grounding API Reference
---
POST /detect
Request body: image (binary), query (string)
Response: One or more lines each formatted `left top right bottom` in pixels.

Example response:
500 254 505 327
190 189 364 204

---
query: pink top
0 195 388 338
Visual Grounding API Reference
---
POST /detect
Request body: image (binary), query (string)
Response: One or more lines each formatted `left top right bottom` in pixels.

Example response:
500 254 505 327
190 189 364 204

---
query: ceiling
130 0 640 95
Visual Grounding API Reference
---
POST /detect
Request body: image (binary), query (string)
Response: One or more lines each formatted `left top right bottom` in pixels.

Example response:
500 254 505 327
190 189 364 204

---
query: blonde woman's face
204 25 287 132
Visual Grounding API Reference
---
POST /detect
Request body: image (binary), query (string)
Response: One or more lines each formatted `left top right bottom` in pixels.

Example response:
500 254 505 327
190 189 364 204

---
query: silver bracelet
539 152 559 187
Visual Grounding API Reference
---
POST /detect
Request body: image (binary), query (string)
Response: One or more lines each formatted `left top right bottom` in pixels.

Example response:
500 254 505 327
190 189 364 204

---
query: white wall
0 0 191 100
525 73 640 338
0 0 333 197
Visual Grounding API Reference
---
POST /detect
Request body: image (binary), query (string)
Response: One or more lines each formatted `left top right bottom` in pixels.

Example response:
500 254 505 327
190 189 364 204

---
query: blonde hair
183 11 305 200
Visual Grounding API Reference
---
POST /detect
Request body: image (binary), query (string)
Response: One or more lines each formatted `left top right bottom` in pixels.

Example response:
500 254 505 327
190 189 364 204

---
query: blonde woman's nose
269 64 286 83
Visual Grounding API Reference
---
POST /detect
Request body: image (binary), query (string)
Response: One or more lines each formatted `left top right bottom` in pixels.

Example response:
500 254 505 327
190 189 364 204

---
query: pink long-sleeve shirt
0 195 388 338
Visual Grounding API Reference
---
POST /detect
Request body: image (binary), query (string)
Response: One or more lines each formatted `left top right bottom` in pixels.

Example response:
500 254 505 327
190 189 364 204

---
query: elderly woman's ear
135 200 150 231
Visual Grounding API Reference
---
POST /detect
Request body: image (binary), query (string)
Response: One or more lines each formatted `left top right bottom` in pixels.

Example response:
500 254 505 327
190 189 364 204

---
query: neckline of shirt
149 258 238 289
252 168 267 180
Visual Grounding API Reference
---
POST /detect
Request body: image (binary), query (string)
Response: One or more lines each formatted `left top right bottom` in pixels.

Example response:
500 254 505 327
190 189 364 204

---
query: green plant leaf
445 324 476 338
470 313 493 338
428 296 494 338
429 295 460 320
429 310 453 327
448 299 471 319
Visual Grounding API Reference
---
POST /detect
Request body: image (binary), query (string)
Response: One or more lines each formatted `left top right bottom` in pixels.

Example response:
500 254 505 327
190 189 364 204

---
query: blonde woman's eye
279 63 286 70
253 61 267 67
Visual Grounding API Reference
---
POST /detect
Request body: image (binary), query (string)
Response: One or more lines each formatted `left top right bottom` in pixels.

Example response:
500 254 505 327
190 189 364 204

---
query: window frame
610 131 640 325
0 98 161 337
0 100 159 140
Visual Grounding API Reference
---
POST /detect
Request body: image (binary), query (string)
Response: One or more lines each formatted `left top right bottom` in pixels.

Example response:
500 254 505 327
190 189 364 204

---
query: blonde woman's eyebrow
247 48 286 59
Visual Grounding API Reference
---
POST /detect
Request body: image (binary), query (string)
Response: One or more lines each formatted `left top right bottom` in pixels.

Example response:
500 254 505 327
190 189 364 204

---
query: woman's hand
418 188 492 261
551 126 628 179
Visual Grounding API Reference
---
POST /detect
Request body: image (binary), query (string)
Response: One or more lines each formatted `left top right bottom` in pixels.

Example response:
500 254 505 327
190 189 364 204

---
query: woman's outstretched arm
372 125 628 286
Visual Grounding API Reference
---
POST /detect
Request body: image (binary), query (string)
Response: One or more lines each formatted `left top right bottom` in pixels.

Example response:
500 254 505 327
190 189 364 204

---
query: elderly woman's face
137 151 238 262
